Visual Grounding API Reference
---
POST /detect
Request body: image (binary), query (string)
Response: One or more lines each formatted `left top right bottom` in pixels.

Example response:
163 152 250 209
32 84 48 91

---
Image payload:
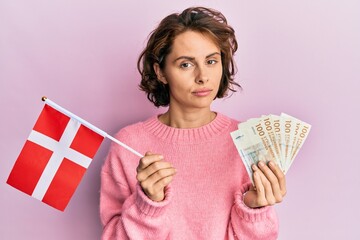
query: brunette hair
137 6 240 107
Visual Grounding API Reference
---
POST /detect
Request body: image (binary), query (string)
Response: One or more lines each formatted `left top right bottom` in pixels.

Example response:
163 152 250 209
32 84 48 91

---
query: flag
7 103 104 211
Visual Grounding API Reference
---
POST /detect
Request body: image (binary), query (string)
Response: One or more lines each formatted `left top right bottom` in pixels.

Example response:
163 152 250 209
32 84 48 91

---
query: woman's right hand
136 151 176 202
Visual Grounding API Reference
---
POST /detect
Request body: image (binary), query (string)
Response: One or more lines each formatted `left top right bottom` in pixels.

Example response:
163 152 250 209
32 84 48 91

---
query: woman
100 6 286 240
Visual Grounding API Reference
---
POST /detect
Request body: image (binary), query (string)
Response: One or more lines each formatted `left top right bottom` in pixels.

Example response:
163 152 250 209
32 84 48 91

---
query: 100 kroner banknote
231 113 311 182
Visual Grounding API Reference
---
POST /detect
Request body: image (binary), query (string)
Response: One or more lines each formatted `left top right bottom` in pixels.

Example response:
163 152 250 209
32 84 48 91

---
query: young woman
100 7 286 240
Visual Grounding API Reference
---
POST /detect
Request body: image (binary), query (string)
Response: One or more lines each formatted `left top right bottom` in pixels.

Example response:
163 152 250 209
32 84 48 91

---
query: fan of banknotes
231 113 311 181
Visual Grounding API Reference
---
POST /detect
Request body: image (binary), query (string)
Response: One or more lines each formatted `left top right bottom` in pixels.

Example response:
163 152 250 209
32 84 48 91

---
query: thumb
144 151 153 156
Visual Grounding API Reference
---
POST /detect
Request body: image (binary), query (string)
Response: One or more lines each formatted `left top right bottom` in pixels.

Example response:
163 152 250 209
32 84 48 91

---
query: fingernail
258 161 265 167
252 164 258 171
269 161 275 167
159 155 164 160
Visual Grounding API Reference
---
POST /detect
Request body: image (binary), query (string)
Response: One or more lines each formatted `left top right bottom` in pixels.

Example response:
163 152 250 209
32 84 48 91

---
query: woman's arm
99 142 173 240
228 182 279 240
228 161 286 239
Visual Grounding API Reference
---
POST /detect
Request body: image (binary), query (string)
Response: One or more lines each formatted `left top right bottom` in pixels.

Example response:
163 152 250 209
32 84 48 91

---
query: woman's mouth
192 89 213 97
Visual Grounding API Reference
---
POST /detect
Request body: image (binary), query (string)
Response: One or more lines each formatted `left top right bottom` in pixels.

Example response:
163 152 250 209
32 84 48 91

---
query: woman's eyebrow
173 52 221 63
206 52 221 58
173 56 195 63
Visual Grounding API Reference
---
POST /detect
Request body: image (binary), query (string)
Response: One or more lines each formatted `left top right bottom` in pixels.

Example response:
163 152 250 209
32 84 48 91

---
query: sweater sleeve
228 182 279 240
99 135 173 240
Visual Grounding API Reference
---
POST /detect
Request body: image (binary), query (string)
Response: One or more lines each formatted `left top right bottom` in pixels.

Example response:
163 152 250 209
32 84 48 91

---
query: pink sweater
100 113 279 239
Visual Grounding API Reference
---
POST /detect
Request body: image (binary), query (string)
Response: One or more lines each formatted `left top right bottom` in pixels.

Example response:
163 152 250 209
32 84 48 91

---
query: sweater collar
142 113 231 143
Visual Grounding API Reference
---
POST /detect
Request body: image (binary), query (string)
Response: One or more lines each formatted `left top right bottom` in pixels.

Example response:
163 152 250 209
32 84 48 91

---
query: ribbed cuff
135 183 172 217
234 183 273 222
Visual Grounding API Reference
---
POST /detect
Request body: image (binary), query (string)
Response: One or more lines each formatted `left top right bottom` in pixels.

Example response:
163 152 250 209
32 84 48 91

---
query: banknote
281 113 311 173
269 114 283 167
259 115 282 166
231 126 272 184
231 113 311 180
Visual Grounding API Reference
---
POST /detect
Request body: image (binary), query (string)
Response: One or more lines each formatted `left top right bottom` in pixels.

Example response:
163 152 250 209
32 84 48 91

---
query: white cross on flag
7 104 104 211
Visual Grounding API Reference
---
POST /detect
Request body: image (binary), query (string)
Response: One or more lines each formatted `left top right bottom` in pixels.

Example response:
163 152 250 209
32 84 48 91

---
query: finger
137 161 173 182
143 174 175 201
257 161 277 181
146 167 177 186
268 161 287 196
153 175 174 194
257 161 283 202
252 165 267 206
137 153 164 172
255 164 276 205
140 168 176 195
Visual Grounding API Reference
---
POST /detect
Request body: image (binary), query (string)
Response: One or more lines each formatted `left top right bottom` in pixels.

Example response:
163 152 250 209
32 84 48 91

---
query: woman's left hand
243 161 287 208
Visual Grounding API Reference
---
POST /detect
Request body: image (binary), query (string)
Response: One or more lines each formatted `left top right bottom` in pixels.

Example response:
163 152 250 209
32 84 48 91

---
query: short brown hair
137 6 240 107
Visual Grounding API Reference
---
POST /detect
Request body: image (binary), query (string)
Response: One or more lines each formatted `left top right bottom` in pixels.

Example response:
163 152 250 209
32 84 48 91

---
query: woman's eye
180 62 192 68
207 59 217 65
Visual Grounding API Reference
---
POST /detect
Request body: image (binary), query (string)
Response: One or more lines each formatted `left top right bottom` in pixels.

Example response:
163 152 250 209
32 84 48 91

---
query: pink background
1 1 359 239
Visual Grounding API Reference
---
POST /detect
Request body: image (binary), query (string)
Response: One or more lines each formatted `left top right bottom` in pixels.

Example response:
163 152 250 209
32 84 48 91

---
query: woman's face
155 30 223 111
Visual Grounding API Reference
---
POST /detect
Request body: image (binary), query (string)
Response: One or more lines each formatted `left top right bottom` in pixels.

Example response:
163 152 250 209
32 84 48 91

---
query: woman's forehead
169 31 220 58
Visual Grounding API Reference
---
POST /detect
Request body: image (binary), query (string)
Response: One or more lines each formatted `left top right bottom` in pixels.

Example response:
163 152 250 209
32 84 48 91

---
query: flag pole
41 96 144 158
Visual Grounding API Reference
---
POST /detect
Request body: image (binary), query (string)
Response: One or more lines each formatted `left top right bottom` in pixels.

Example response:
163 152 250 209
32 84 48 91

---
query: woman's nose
195 66 209 84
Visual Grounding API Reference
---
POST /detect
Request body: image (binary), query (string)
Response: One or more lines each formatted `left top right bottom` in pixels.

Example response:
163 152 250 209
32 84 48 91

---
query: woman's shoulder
113 115 157 140
222 113 240 123
216 112 240 129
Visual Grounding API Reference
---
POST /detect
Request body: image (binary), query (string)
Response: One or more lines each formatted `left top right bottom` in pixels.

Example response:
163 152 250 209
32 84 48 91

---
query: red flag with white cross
7 97 143 211
7 103 104 211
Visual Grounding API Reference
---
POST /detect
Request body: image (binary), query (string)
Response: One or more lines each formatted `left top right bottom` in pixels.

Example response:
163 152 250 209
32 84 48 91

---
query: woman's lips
192 89 213 97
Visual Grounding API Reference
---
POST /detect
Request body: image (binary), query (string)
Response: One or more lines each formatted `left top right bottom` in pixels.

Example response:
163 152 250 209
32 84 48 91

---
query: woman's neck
158 107 217 129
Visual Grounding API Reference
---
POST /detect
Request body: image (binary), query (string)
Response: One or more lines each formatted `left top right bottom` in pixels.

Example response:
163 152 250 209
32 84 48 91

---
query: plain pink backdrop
1 1 359 239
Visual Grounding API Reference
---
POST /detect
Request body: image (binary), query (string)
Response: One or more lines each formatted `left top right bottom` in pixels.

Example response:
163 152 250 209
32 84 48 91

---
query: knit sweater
100 113 279 240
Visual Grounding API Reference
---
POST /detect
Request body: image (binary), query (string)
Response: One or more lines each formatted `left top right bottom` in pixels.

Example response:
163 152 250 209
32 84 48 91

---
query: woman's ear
153 63 167 84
